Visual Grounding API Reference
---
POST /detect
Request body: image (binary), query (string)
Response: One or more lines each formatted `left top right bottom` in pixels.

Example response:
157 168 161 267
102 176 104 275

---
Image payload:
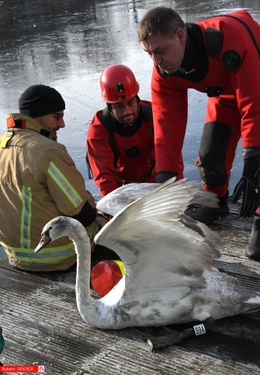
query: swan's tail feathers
162 178 219 208
246 296 260 305
189 189 220 209
242 295 260 314
159 178 219 210
140 178 220 218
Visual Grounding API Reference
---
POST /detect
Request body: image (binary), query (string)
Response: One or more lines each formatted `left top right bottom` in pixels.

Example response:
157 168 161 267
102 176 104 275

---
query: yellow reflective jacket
0 113 97 271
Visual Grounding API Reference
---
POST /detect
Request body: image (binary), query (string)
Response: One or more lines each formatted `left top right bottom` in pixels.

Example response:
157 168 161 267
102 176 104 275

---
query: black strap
99 107 118 167
223 15 260 57
142 103 153 122
209 14 260 57
86 108 117 179
85 153 93 179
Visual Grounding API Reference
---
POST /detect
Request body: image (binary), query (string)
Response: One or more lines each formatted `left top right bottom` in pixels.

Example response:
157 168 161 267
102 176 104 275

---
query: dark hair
138 6 185 42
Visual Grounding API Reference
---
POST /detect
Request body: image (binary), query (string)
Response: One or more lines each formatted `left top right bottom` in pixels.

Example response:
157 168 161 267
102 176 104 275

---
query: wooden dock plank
0 201 260 374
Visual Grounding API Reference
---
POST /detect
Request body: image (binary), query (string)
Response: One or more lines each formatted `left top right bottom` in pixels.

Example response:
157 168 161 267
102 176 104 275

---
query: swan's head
35 216 80 253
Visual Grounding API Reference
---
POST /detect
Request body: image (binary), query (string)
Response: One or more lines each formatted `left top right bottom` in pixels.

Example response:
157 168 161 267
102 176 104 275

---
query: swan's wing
94 179 221 302
96 182 159 216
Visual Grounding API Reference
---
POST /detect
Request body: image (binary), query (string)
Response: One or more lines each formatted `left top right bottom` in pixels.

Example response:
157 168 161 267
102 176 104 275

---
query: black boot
185 192 229 225
247 214 260 261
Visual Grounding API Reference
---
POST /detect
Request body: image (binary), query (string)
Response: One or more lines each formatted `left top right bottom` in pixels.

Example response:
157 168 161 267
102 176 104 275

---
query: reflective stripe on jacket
1 220 98 271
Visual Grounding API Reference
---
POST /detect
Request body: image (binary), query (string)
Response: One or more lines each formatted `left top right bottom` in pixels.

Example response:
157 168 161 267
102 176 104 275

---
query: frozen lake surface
0 0 259 258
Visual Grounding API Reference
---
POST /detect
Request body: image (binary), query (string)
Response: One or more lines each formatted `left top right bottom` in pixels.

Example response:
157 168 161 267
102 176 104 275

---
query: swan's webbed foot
147 317 215 351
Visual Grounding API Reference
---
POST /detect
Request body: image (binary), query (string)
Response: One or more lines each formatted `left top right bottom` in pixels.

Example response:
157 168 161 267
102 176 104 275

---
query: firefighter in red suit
87 63 184 197
138 8 260 261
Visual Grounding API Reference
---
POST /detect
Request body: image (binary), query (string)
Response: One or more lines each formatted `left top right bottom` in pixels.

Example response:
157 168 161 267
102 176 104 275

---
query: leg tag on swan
147 317 215 351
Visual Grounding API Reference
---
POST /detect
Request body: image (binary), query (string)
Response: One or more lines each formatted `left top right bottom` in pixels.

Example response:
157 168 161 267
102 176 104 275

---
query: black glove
232 157 260 217
156 171 178 183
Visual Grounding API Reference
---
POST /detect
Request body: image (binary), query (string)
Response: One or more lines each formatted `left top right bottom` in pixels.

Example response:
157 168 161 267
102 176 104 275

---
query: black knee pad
197 121 231 188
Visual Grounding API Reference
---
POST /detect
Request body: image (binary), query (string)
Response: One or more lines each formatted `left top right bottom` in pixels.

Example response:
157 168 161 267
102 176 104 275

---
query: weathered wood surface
0 200 260 375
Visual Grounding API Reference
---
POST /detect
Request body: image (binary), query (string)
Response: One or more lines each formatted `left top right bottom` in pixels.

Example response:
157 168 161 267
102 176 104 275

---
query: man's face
141 29 186 74
36 111 65 140
111 97 139 125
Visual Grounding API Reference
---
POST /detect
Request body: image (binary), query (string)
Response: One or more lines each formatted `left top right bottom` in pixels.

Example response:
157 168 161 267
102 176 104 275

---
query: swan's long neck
71 225 128 329
73 232 96 320
72 229 113 328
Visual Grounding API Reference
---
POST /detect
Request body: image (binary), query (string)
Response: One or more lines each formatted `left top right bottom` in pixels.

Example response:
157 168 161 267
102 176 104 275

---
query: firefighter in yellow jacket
0 84 98 271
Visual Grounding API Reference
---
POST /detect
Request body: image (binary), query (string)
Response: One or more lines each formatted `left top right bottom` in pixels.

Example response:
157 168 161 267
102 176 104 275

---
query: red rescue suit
87 100 182 197
151 10 260 198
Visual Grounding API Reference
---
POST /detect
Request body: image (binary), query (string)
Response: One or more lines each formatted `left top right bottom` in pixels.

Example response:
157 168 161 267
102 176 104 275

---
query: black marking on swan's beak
35 229 52 253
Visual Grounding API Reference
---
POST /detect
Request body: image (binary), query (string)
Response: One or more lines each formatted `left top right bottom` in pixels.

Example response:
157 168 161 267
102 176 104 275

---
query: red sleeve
151 66 188 173
86 111 119 197
224 12 260 148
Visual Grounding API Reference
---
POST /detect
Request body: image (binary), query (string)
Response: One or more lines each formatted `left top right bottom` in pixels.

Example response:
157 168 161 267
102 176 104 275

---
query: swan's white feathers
95 179 221 303
97 178 219 218
36 179 260 329
96 182 159 216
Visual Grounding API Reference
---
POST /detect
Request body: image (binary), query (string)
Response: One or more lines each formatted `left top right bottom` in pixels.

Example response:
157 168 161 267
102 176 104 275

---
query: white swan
96 182 159 217
35 179 260 330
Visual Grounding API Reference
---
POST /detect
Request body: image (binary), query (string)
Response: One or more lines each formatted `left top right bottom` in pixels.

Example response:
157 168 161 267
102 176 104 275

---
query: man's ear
175 28 186 44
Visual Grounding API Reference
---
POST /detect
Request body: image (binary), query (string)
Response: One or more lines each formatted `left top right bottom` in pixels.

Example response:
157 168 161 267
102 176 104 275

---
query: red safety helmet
100 64 139 104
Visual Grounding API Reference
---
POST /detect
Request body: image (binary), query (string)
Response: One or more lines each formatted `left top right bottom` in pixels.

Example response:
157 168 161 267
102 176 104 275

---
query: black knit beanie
19 84 65 118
